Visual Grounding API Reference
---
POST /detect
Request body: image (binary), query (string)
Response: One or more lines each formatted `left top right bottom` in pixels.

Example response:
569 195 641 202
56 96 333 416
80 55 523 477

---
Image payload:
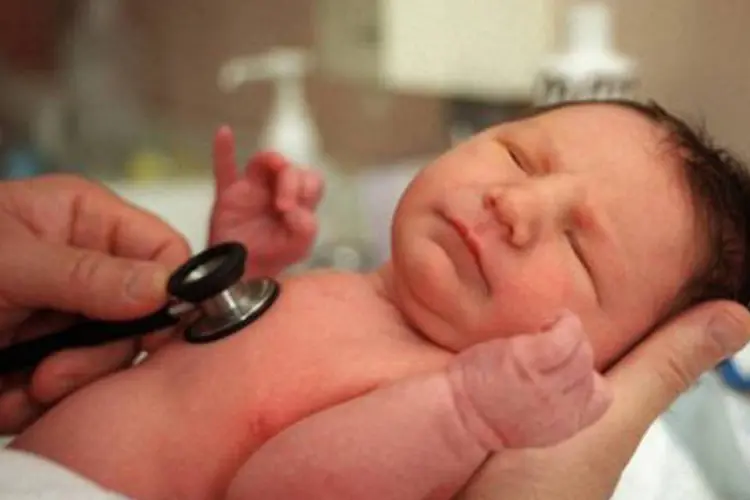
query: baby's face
388 103 704 368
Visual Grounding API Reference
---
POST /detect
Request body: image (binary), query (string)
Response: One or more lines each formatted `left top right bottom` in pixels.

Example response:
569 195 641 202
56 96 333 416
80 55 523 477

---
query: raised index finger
213 125 239 195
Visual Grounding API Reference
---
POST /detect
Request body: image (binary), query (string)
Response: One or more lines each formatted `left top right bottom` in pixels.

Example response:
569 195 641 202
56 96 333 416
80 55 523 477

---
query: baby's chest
164 318 445 447
250 333 436 434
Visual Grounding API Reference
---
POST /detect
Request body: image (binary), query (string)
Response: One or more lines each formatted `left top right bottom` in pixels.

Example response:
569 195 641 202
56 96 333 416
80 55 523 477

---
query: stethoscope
0 241 280 375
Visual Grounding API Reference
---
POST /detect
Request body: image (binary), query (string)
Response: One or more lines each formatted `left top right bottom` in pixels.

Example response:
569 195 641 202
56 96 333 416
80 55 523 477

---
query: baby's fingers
213 125 239 193
299 170 324 209
283 208 317 239
244 151 288 184
276 167 301 212
277 167 323 213
449 311 611 451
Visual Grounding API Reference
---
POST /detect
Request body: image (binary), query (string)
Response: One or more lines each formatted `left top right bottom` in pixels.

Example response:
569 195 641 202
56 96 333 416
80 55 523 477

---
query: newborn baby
10 100 749 500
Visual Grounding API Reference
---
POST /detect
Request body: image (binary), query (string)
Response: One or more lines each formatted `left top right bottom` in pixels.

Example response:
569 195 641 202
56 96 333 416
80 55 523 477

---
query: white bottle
533 1 637 104
219 48 320 167
217 48 376 271
60 0 144 178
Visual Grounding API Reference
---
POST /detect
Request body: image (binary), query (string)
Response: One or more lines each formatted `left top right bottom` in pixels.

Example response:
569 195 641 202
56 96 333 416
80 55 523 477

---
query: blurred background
3 0 749 264
1 0 749 262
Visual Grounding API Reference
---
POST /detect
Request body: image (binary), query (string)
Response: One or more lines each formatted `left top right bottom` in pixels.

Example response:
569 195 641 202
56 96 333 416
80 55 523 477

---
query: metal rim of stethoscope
166 241 280 344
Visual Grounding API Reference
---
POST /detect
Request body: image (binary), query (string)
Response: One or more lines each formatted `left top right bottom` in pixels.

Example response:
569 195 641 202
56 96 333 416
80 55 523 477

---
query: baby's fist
448 312 611 451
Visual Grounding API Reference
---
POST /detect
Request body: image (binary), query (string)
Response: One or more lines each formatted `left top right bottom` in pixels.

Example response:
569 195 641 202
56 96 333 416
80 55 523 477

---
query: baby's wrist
446 363 508 452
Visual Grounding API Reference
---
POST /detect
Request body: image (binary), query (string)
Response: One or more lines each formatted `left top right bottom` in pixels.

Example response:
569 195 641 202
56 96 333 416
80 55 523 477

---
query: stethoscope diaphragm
0 241 280 375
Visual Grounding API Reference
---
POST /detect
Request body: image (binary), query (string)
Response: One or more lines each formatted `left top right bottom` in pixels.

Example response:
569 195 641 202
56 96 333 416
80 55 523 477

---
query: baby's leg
225 313 610 500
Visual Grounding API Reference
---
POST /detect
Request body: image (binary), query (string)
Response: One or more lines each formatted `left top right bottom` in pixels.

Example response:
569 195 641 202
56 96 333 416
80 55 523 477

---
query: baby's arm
209 126 323 277
225 313 610 500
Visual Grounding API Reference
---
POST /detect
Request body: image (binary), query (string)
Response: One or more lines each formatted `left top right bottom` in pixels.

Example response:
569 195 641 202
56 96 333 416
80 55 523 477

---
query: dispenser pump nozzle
533 1 637 104
218 47 313 92
217 47 320 167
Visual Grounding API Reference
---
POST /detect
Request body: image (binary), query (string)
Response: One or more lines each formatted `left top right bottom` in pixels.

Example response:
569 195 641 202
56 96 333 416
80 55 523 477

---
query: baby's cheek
485 262 573 337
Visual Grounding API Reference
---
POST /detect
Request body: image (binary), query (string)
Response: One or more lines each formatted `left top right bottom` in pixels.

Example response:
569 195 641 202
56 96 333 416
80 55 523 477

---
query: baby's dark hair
530 98 750 312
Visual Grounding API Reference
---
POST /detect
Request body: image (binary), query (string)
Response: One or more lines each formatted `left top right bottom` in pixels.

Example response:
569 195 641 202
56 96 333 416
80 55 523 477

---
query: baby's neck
278 263 427 341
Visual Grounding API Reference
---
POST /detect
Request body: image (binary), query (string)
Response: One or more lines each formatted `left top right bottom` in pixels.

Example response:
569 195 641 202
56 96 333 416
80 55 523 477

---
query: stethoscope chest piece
0 241 280 375
166 242 280 344
182 278 279 343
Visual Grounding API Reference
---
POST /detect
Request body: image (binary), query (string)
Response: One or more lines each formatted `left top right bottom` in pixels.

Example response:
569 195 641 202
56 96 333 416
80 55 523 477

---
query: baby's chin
391 282 506 353
390 235 572 350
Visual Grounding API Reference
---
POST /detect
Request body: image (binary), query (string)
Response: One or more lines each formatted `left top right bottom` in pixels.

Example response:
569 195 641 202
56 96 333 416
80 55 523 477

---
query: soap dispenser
533 1 638 104
219 47 319 167
217 47 376 271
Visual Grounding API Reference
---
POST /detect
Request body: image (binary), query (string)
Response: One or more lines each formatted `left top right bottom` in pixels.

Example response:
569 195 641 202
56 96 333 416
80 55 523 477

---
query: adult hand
0 174 190 434
457 299 750 499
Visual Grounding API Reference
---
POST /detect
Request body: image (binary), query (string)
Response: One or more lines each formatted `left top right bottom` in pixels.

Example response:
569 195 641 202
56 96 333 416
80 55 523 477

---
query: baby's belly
13 315 449 499
150 326 445 496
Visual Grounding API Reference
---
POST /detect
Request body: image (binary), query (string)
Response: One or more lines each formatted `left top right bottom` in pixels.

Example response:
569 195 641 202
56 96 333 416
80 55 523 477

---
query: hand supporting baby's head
378 100 750 369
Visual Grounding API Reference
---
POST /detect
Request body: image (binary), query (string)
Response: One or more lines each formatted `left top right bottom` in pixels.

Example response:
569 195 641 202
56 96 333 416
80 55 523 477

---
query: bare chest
149 275 451 480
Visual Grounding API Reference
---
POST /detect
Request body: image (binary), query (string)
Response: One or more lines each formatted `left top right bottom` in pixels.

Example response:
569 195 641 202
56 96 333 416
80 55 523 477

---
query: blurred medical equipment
716 342 750 392
533 1 638 104
0 242 279 374
315 0 554 101
218 48 319 168
660 372 750 499
58 0 145 179
217 47 377 271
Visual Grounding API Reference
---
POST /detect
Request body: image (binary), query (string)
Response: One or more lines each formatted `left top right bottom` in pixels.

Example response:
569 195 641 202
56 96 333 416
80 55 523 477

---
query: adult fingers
70 185 191 269
0 387 42 434
47 178 190 349
29 339 136 405
8 174 191 270
2 241 171 320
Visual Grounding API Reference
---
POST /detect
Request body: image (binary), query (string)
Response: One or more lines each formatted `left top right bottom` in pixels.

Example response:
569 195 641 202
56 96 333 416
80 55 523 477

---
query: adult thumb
7 240 171 320
593 300 750 471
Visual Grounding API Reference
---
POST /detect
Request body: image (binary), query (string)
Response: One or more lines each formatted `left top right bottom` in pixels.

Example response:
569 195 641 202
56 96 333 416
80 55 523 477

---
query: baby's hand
448 312 611 451
209 126 324 277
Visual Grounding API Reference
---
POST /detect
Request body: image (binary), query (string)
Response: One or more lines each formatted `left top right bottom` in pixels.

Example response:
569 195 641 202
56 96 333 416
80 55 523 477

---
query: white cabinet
314 0 557 100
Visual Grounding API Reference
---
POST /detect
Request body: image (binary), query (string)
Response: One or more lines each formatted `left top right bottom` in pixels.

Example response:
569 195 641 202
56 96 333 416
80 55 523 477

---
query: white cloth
0 448 129 499
613 372 750 500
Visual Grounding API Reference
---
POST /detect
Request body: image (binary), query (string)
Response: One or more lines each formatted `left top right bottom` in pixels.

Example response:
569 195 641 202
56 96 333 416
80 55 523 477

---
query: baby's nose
484 186 549 248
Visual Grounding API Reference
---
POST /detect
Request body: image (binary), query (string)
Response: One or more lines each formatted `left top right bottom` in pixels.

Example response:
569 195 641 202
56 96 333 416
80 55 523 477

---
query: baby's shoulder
277 270 428 343
279 270 385 305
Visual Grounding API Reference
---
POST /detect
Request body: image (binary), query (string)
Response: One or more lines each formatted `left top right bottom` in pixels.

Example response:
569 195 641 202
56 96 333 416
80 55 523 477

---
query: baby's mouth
440 211 492 294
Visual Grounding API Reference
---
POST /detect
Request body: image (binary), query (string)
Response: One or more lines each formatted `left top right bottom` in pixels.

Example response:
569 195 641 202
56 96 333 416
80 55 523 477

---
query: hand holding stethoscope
0 123 321 434
0 241 280 375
